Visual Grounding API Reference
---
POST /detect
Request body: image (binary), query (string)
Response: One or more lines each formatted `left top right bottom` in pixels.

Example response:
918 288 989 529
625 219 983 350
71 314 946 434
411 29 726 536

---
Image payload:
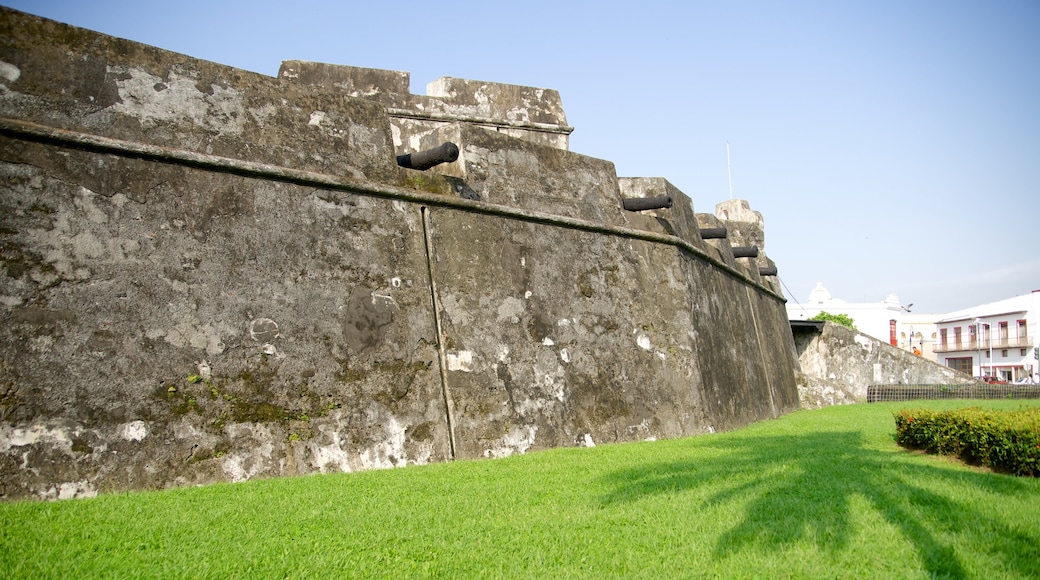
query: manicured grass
3 400 1039 578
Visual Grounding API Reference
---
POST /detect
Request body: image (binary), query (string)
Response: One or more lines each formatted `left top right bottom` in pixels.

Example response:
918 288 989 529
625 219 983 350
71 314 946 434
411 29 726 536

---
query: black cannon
759 265 778 276
621 196 673 212
397 142 460 170
732 245 759 258
698 227 727 239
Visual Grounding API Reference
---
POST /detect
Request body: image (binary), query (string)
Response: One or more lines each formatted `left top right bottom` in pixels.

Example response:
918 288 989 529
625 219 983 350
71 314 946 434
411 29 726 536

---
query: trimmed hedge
894 406 1040 476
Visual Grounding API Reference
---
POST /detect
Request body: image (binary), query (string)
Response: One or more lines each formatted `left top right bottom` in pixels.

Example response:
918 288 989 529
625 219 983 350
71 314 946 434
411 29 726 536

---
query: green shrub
895 406 1040 476
809 311 856 329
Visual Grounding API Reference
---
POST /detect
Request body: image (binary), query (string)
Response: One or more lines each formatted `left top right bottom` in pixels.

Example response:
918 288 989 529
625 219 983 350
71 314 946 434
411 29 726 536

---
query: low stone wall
794 321 976 408
0 7 800 500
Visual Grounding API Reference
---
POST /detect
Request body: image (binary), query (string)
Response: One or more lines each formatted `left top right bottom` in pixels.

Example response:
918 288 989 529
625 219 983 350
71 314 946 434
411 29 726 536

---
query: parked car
1015 377 1036 385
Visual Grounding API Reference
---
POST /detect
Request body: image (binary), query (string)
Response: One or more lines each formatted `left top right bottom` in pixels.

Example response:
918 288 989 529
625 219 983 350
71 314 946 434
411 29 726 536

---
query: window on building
999 321 1009 346
954 327 962 349
1017 319 1028 346
969 324 977 348
1023 349 1029 356
939 328 948 349
1002 349 1008 357
946 357 972 374
982 323 991 347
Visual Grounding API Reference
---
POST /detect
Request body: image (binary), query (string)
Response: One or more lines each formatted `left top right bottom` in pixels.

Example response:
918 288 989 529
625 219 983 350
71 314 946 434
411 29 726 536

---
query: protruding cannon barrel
732 245 759 258
397 142 460 170
622 196 673 212
759 266 778 276
699 227 727 239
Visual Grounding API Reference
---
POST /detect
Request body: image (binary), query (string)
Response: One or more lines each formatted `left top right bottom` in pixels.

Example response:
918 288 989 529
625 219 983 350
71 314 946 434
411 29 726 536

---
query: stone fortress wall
793 321 978 408
0 7 799 500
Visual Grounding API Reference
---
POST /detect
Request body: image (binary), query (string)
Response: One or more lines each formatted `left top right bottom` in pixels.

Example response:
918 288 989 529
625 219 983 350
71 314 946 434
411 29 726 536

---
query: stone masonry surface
0 7 799 500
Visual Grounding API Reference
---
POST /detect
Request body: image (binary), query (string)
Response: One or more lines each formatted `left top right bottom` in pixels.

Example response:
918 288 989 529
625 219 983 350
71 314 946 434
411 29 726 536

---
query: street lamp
989 323 994 379
975 318 981 378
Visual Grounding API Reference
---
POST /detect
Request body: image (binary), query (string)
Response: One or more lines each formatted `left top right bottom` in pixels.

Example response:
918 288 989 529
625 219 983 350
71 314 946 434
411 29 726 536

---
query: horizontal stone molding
385 108 574 136
0 116 782 304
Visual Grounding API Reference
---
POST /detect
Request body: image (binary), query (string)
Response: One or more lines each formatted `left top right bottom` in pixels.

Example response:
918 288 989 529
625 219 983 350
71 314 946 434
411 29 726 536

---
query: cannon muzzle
759 266 778 276
699 227 727 239
732 245 759 258
397 142 460 170
622 196 673 212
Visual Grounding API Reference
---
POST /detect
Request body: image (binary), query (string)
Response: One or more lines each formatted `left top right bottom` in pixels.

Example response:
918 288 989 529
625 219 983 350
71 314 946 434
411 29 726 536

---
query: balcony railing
934 335 1033 353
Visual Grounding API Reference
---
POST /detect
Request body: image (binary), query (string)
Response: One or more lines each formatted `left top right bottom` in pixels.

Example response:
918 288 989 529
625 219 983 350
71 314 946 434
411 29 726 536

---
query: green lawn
3 400 1039 578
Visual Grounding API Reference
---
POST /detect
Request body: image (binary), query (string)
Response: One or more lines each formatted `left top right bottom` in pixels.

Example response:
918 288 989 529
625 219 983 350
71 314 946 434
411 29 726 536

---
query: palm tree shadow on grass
599 431 1039 578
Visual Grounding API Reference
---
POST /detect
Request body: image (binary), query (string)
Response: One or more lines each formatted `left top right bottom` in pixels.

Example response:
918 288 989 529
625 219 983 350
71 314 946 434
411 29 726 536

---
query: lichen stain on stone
155 361 325 429
0 423 71 452
0 60 21 83
0 235 59 283
249 318 279 342
342 287 397 352
526 314 555 343
446 350 473 372
496 297 525 324
407 421 435 441
105 65 247 135
483 424 537 458
401 172 453 196
354 409 410 470
163 320 224 356
120 420 148 441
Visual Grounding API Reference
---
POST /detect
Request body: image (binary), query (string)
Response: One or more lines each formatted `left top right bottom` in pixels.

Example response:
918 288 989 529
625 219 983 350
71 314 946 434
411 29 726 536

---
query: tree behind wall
809 311 857 330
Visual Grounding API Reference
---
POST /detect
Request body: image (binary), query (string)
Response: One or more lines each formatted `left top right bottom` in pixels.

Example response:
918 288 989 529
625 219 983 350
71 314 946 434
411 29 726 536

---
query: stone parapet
715 199 779 294
279 61 573 151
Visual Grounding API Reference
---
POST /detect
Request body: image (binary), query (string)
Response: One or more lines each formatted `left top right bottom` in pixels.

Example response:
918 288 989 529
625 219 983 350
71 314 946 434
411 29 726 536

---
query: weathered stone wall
0 7 799 500
794 322 976 408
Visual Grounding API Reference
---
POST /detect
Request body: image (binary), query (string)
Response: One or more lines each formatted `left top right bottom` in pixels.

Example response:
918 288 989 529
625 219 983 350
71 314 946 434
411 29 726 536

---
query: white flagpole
726 141 734 199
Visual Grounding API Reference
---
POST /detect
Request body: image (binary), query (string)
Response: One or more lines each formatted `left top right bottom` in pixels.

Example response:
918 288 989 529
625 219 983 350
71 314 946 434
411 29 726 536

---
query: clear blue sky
5 0 1038 314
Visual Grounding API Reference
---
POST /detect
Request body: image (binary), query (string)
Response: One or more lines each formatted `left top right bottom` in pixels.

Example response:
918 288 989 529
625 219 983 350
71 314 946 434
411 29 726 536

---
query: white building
787 282 938 358
787 284 1040 380
934 291 1040 382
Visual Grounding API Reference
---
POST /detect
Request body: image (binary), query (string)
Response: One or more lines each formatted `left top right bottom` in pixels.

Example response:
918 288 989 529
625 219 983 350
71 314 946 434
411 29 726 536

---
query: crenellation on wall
277 61 411 100
445 124 623 222
617 177 704 250
715 199 780 295
715 200 765 254
694 212 737 267
279 61 573 152
716 198 763 224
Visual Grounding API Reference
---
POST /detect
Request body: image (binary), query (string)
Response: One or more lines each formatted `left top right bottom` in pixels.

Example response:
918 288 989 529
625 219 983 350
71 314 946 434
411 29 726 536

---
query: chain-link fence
867 384 1040 403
